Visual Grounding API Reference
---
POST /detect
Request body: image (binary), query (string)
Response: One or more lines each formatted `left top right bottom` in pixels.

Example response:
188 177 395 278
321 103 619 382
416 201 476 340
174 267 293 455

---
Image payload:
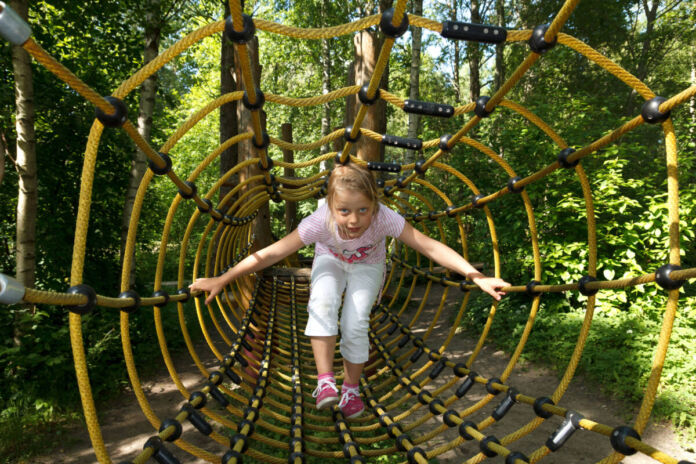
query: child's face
331 188 374 239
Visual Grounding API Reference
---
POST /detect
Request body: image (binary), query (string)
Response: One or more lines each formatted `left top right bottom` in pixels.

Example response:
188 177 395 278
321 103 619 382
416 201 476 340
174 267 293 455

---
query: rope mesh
3 1 694 463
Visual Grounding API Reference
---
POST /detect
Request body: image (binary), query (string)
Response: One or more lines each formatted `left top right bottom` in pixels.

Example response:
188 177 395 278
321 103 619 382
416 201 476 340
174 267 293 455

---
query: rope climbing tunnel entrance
1 0 695 463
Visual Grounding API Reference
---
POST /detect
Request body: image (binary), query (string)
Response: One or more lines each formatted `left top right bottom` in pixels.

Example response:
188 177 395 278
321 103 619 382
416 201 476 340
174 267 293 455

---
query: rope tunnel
1 0 695 463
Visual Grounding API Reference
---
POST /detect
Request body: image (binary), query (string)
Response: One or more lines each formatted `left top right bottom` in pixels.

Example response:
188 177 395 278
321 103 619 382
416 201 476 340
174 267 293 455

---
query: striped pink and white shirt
297 203 405 265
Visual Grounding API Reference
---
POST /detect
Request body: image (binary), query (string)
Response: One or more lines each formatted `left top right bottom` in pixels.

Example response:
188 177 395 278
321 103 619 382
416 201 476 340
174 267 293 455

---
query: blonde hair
326 163 380 238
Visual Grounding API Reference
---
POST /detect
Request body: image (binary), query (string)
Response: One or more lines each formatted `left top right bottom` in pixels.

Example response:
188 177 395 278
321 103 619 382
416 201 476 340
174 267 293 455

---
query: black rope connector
414 159 427 175
486 377 503 395
526 280 540 296
507 176 524 193
455 371 477 398
211 208 225 222
344 126 361 143
458 421 478 440
159 419 183 442
474 95 494 118
406 447 427 464
533 396 555 418
152 290 169 308
443 409 460 427
181 403 212 435
528 24 557 54
376 178 385 188
409 346 424 362
428 398 445 415
641 96 671 124
441 21 507 43
492 387 518 421
143 436 178 464
95 96 128 127
428 359 446 379
445 205 457 217
546 410 583 451
189 391 207 409
578 275 598 296
118 290 141 314
67 284 97 315
149 153 172 176
358 83 379 105
224 14 255 44
222 449 242 464
610 425 641 455
176 287 190 303
367 161 400 172
403 99 454 117
557 147 578 168
480 435 501 457
380 8 409 38
252 131 270 150
506 451 530 464
242 88 265 110
396 175 408 188
335 153 350 165
382 134 422 151
471 194 485 208
655 263 685 290
178 181 197 200
439 134 452 151
208 382 229 407
384 185 396 197
197 198 213 214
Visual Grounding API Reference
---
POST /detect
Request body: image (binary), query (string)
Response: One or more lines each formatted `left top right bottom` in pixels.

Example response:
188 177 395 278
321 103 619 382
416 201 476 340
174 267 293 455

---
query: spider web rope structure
0 0 695 463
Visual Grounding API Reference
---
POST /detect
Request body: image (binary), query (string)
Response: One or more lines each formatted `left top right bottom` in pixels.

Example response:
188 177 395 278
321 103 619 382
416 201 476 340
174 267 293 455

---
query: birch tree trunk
120 0 161 288
11 0 36 291
10 0 37 347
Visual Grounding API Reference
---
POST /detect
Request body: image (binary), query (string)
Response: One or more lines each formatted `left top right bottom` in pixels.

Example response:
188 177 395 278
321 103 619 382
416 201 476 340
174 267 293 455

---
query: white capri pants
304 253 384 364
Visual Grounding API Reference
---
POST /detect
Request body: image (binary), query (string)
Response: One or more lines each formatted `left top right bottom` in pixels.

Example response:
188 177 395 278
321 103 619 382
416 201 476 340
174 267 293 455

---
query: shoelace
339 386 360 408
312 378 338 398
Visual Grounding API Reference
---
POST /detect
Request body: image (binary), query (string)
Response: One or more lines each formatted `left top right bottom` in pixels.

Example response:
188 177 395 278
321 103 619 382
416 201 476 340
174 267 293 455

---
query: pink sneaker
312 378 339 410
339 385 365 419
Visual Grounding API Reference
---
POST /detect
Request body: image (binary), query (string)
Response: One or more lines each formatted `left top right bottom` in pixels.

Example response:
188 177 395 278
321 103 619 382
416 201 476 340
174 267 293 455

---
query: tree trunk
0 130 8 185
451 0 461 103
10 0 37 347
494 0 506 91
468 0 481 102
220 0 238 201
624 0 660 115
405 0 423 165
281 123 297 232
319 0 332 173
352 28 387 162
234 37 272 250
120 0 161 288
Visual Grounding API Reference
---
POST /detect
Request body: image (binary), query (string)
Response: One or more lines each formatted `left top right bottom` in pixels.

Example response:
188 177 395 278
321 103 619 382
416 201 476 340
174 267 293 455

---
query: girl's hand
189 277 225 305
471 274 510 301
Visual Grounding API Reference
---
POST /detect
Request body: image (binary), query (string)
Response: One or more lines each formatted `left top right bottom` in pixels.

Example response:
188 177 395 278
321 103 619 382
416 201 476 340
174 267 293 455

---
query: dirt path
32 285 695 464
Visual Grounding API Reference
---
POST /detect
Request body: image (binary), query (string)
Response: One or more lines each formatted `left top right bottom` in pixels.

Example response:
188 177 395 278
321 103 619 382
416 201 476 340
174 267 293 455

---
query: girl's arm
190 229 305 304
397 222 509 300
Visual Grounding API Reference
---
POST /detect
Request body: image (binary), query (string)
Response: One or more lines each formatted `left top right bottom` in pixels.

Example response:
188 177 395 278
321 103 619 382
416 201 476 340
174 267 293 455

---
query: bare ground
31 285 695 464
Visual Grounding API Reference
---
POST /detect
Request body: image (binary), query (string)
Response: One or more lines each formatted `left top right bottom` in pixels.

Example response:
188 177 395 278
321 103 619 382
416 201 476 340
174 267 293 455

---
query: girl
190 163 509 419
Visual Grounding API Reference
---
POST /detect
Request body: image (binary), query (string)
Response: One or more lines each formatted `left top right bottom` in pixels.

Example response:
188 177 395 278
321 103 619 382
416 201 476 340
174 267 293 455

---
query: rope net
1 0 695 463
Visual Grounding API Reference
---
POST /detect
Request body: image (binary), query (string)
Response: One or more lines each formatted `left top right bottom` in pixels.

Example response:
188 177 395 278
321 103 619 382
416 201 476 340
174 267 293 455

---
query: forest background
0 0 694 461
